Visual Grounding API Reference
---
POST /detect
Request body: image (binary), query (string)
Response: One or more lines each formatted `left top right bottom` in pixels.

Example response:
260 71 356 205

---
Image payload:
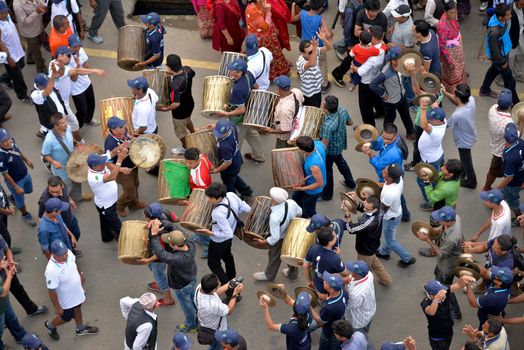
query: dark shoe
73 249 83 257
406 133 416 141
418 202 432 211
76 325 98 336
375 251 390 260
479 89 499 98
460 181 477 189
44 320 59 340
332 76 346 88
403 163 415 172
401 215 411 222
11 246 22 255
244 153 265 163
26 60 35 65
36 131 47 139
240 192 254 202
397 257 416 268
22 213 37 226
321 82 331 94
29 305 48 317
20 97 33 105
339 180 356 189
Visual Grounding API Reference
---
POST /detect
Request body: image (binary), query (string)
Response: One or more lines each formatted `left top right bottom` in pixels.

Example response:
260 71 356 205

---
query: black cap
166 54 182 71
387 164 402 183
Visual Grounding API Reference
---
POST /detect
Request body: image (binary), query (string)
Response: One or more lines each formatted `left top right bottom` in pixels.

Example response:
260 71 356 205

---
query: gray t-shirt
436 215 463 276
447 97 477 149
341 331 368 350
390 17 414 47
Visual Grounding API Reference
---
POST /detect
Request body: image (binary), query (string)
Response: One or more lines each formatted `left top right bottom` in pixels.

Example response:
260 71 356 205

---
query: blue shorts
61 303 82 322
5 172 33 209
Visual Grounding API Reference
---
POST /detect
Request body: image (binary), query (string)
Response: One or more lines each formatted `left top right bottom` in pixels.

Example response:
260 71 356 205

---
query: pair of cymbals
453 256 481 280
266 284 319 308
340 192 358 214
414 163 440 183
417 73 441 94
256 290 277 307
355 142 372 153
397 48 423 76
355 178 381 200
411 221 439 240
412 93 437 106
512 102 524 122
354 124 378 144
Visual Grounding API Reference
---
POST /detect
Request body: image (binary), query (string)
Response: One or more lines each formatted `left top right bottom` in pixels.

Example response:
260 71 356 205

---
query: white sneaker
253 272 268 281
171 147 186 155
282 268 297 281
479 1 488 11
87 33 104 44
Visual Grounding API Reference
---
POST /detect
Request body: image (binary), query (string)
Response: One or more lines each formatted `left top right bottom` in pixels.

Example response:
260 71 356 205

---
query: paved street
1 0 524 349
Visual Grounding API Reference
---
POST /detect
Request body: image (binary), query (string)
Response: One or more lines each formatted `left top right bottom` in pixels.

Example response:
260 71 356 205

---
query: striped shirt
345 272 376 329
296 47 323 97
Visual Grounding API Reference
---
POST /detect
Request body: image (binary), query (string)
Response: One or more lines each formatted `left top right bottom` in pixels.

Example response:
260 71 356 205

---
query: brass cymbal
294 286 319 308
411 221 439 240
412 93 437 106
340 192 358 214
417 72 441 94
397 48 423 76
355 178 381 200
257 290 276 307
267 283 288 300
511 102 524 122
355 142 372 153
354 124 379 143
414 163 440 183
453 266 481 280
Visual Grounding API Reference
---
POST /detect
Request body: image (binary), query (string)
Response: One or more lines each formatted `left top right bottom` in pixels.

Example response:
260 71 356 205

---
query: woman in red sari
437 1 467 92
245 0 290 80
210 0 246 52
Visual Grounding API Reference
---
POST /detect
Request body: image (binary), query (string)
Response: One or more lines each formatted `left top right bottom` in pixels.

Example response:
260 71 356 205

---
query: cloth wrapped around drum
158 158 191 205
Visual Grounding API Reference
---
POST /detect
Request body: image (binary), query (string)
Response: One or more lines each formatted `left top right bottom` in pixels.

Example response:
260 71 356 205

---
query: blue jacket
485 15 512 65
369 136 404 182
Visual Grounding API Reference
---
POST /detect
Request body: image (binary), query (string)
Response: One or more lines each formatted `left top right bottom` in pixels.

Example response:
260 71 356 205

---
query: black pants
458 148 477 187
331 54 352 81
322 154 355 200
358 83 385 126
410 125 424 166
0 60 28 100
303 92 322 108
95 203 121 242
429 337 452 350
208 239 236 285
384 96 415 136
72 84 95 127
0 86 12 122
220 168 252 197
480 62 520 105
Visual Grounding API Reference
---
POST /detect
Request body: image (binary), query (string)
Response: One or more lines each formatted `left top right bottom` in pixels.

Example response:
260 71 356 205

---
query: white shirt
383 0 409 19
247 47 273 91
424 0 440 28
132 88 158 134
195 286 229 331
87 165 118 208
357 43 385 84
31 89 71 115
345 272 376 329
0 16 25 63
267 199 303 246
69 48 91 96
120 297 158 350
488 200 512 241
381 177 403 219
49 60 73 102
49 0 80 33
210 192 251 243
44 250 85 309
418 121 447 163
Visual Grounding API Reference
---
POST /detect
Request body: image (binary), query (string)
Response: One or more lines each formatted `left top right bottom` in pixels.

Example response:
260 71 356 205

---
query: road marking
84 47 524 98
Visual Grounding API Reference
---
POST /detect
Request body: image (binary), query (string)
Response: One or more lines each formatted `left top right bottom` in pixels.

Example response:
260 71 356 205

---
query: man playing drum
252 187 303 282
134 12 165 70
128 77 159 136
216 58 265 164
246 34 272 91
104 116 147 218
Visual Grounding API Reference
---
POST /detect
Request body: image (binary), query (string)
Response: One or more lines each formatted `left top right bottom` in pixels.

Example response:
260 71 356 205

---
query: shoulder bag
195 287 223 345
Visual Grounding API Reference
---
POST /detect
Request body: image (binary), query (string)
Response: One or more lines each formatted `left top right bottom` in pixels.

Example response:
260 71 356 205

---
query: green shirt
0 275 9 315
424 173 460 207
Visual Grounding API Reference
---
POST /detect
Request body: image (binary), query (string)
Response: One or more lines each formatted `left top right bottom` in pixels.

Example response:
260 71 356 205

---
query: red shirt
189 154 212 190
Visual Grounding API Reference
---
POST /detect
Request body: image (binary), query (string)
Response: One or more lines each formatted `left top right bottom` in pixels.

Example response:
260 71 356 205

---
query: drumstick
131 158 147 170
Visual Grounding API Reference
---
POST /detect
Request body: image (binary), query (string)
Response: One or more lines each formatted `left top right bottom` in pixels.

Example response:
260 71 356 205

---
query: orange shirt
49 26 73 57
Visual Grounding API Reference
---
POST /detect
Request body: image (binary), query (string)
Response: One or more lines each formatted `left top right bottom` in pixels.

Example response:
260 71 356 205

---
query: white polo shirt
45 250 85 309
247 47 272 91
69 48 91 96
195 286 229 331
0 16 25 63
87 166 118 209
132 88 158 134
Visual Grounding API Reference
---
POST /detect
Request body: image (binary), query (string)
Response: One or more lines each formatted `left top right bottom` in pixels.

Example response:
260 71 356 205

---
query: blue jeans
0 304 27 349
378 215 412 262
5 172 33 209
69 215 81 241
292 191 321 218
192 233 210 255
148 262 169 291
403 76 415 104
172 279 197 328
319 332 341 350
503 185 520 210
401 194 411 221
416 156 444 204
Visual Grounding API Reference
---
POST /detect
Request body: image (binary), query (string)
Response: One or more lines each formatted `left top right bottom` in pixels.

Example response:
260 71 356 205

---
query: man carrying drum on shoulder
134 12 165 70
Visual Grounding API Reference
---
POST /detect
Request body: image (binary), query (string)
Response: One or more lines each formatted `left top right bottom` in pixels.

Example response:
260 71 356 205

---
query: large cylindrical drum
158 158 190 204
143 68 171 106
218 51 247 77
298 106 325 140
185 130 219 166
280 218 316 267
66 143 104 183
99 97 133 138
271 147 305 189
117 25 146 71
243 196 273 249
118 220 149 265
180 188 214 231
129 134 166 169
201 75 232 118
243 90 279 130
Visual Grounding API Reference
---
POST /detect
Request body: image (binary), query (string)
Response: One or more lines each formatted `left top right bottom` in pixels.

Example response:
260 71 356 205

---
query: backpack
396 136 409 160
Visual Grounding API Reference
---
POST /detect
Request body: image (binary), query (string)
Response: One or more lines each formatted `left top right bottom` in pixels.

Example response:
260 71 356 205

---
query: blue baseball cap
172 332 192 350
322 271 344 291
345 260 369 277
0 1 9 12
245 34 259 56
498 88 513 109
306 214 330 232
213 119 232 138
226 58 247 73
107 116 126 129
387 46 402 61
294 291 311 314
50 0 63 3
480 189 504 205
380 343 405 350
145 202 164 219
0 128 10 143
50 240 68 256
55 45 72 56
504 123 519 144
68 33 82 47
428 107 446 121
215 329 240 345
87 153 108 168
491 265 513 285
45 197 69 212
275 75 291 90
431 206 456 222
127 76 149 90
34 73 49 88
140 12 161 25
423 279 448 295
22 333 46 349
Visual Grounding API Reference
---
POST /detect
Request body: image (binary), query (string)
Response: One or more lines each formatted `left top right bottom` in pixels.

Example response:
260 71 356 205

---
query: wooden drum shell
218 51 247 77
271 147 305 189
244 196 273 249
99 97 133 138
201 75 232 118
243 90 279 130
185 130 219 167
117 25 146 71
118 220 149 265
299 106 325 140
143 68 171 106
280 218 316 267
180 189 214 231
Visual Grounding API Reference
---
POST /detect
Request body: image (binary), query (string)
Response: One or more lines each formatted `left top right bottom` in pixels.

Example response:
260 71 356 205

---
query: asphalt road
1 1 524 349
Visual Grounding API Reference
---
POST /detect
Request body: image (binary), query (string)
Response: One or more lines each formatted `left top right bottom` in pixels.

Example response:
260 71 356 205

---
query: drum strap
279 202 289 227
254 51 266 81
52 129 72 156
195 287 223 329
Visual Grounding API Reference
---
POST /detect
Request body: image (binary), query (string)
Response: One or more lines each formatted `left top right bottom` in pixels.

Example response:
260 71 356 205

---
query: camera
228 276 244 289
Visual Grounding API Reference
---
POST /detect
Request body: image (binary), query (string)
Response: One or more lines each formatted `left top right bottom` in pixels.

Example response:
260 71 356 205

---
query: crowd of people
0 0 523 349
